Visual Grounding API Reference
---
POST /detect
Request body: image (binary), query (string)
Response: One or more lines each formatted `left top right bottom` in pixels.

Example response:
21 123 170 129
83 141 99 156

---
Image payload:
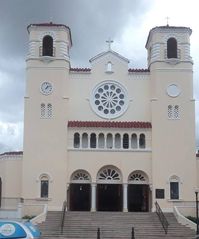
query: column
91 183 97 212
123 183 128 212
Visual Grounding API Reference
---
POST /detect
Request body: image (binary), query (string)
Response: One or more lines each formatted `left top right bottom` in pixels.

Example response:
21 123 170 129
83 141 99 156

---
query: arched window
41 103 45 118
106 133 113 148
47 103 52 118
168 105 173 119
74 133 80 148
82 133 88 148
40 175 49 198
115 133 121 149
123 133 129 149
90 133 96 148
131 134 137 149
106 62 112 72
98 133 105 148
139 134 146 148
174 105 179 119
169 175 180 200
167 38 177 59
42 35 53 56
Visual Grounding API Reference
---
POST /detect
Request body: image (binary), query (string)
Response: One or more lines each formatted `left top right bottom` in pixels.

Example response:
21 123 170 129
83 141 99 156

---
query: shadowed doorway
97 184 122 211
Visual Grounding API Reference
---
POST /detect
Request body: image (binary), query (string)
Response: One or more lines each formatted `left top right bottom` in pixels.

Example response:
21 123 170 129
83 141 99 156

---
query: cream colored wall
0 156 22 198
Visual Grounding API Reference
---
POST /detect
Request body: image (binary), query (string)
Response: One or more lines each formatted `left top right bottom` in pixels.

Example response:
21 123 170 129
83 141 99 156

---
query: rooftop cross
166 16 170 26
106 38 114 51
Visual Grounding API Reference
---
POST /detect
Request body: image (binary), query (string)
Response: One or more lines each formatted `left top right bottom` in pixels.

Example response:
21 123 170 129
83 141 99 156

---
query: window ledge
35 198 52 201
167 199 182 202
68 148 152 152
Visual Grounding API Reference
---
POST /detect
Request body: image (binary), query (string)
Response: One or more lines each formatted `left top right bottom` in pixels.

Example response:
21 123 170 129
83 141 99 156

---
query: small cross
106 38 114 51
166 17 170 26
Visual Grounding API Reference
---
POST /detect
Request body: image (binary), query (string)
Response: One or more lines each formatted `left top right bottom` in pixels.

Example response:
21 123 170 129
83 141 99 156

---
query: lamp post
195 189 199 236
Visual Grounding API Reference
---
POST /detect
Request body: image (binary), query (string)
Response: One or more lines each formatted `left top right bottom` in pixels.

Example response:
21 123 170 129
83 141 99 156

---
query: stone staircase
38 211 196 239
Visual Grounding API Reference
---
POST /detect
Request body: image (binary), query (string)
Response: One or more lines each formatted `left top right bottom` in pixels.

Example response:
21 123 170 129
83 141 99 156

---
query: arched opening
69 170 91 211
139 134 146 149
128 171 150 212
98 133 105 148
123 133 129 149
82 133 88 148
169 175 180 200
167 37 177 58
96 166 123 211
106 133 113 149
74 133 80 148
42 35 53 56
115 133 121 148
131 134 137 149
90 133 96 148
40 175 49 198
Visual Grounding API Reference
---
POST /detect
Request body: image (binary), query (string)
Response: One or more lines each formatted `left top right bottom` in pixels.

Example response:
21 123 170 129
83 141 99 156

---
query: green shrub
187 216 197 223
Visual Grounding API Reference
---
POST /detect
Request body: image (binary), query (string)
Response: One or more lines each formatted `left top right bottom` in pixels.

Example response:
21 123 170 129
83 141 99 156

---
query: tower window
47 104 52 118
174 105 179 119
167 38 177 58
41 103 45 118
42 35 53 56
74 133 80 148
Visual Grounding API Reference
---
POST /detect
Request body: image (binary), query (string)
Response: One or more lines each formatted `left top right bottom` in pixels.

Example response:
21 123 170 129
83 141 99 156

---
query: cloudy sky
0 0 198 153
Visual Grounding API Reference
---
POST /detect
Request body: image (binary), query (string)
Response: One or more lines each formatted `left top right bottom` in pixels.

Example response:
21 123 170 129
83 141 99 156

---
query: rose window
91 81 128 119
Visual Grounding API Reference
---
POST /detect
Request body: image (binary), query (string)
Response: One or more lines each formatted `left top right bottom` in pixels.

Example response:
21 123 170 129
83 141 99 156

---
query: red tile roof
70 68 91 72
0 151 23 156
128 69 149 73
68 121 152 128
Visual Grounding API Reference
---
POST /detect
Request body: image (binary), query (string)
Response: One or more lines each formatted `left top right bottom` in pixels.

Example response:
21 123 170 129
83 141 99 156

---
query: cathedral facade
0 23 198 214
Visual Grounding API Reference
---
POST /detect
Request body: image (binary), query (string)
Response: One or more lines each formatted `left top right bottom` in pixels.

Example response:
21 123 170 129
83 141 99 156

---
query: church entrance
69 170 92 211
69 183 91 211
97 184 123 211
127 171 150 212
96 166 123 211
128 184 149 212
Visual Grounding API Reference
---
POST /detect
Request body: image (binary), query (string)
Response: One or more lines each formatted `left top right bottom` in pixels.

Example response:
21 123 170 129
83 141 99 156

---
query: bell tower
146 26 196 210
22 23 72 209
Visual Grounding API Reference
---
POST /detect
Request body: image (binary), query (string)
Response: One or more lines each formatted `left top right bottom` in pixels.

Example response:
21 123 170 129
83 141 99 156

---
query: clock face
166 84 181 97
40 82 53 95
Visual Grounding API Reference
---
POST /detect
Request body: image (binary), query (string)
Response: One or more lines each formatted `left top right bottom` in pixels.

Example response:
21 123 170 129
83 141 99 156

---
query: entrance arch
96 166 123 211
69 170 91 211
128 170 150 212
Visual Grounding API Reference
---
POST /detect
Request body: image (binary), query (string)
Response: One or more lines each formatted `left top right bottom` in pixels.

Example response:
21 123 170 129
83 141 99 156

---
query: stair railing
131 227 135 239
60 200 67 233
97 227 100 239
155 201 169 234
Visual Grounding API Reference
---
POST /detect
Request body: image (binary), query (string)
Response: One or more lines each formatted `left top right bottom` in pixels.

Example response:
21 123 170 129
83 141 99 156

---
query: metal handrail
60 200 67 233
155 201 169 234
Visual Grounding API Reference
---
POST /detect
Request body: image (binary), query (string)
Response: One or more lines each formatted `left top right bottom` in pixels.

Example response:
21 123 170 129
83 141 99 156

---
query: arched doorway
96 166 123 211
128 171 150 212
69 170 91 211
